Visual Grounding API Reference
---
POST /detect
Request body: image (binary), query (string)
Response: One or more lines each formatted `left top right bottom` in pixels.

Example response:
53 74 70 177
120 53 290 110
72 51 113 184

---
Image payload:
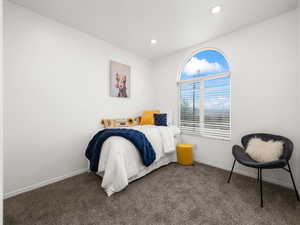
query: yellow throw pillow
140 110 160 125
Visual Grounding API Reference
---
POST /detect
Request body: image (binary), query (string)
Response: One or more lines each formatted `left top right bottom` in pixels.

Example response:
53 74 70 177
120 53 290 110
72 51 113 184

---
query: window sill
180 131 231 141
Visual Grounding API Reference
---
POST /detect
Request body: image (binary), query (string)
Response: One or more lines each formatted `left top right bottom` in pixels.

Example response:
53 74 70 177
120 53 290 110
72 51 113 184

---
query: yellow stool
176 144 193 165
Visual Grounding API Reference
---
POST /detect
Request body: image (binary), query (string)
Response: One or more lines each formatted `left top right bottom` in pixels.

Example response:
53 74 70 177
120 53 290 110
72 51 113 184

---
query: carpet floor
4 163 300 225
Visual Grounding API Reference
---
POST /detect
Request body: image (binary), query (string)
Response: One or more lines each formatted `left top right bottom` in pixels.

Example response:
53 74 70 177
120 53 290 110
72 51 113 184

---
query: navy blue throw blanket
85 129 156 172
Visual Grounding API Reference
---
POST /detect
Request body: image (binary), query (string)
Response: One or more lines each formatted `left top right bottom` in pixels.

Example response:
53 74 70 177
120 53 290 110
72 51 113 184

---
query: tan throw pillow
101 117 140 128
245 138 283 162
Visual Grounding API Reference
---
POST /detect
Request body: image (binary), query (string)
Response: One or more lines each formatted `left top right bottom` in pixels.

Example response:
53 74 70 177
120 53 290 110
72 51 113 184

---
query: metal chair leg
287 163 300 201
257 168 260 183
259 168 263 207
227 160 236 183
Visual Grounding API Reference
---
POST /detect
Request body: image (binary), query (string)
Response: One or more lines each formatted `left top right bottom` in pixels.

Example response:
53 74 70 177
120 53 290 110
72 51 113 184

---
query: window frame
177 48 231 141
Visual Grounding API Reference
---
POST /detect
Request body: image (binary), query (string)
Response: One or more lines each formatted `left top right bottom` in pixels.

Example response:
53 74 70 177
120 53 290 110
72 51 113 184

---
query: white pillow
245 138 284 162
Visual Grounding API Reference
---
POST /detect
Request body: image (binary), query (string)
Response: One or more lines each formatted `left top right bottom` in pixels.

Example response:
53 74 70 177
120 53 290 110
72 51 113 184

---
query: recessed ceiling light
211 5 222 14
150 39 157 45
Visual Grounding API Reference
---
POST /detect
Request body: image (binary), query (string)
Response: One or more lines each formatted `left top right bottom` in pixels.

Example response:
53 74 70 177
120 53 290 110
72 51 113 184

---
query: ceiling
9 0 298 60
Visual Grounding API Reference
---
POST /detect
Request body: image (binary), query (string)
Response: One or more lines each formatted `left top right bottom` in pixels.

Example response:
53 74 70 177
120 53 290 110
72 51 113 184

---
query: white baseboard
194 159 293 190
4 161 296 199
4 168 89 199
234 167 292 189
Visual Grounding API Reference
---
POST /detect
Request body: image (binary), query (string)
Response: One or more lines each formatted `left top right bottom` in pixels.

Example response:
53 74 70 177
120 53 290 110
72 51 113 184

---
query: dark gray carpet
4 163 300 225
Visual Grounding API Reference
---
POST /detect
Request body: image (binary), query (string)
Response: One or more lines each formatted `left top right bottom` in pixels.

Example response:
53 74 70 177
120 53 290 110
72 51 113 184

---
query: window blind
203 76 230 139
179 75 231 140
180 82 201 134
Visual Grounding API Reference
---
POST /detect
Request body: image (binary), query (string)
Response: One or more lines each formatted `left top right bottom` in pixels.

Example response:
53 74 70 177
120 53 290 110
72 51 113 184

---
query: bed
94 125 180 196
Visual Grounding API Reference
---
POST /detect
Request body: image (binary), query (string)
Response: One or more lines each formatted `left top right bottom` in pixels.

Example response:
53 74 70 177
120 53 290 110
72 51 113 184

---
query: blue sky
180 50 230 112
180 50 229 80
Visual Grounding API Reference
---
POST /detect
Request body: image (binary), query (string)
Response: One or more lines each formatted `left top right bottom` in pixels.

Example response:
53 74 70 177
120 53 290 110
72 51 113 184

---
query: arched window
178 49 231 140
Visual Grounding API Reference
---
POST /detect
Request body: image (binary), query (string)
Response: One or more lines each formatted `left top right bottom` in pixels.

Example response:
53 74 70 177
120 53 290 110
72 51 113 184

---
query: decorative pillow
160 110 173 125
140 110 160 125
154 114 167 126
245 138 284 162
101 117 140 128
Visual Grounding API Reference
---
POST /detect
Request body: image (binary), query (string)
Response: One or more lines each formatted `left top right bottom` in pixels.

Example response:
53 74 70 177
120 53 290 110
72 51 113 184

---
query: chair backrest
241 133 294 161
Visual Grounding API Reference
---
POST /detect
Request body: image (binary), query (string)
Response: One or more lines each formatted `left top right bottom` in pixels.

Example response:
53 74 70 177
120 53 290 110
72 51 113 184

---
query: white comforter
98 125 180 196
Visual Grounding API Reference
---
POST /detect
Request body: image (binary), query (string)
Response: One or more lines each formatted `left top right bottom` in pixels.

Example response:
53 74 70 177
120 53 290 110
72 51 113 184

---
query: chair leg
287 163 300 201
259 168 263 207
227 160 236 183
257 168 260 183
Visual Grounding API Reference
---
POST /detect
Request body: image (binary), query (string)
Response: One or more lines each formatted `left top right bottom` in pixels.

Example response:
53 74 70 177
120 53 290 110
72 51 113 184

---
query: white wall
297 1 300 187
4 1 155 196
153 10 300 188
3 1 299 200
0 0 3 223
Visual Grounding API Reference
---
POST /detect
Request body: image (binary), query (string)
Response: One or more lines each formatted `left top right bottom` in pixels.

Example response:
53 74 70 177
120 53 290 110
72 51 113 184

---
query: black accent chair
227 133 300 207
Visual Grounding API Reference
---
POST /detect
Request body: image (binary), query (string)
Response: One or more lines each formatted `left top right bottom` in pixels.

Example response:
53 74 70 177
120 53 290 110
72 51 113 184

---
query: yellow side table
176 144 193 165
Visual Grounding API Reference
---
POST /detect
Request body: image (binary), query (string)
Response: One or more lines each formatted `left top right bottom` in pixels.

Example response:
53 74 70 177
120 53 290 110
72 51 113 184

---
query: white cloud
183 57 223 75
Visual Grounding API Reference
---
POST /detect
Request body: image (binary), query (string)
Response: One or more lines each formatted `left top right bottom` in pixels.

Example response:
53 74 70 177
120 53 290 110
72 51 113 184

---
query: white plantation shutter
179 73 231 140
